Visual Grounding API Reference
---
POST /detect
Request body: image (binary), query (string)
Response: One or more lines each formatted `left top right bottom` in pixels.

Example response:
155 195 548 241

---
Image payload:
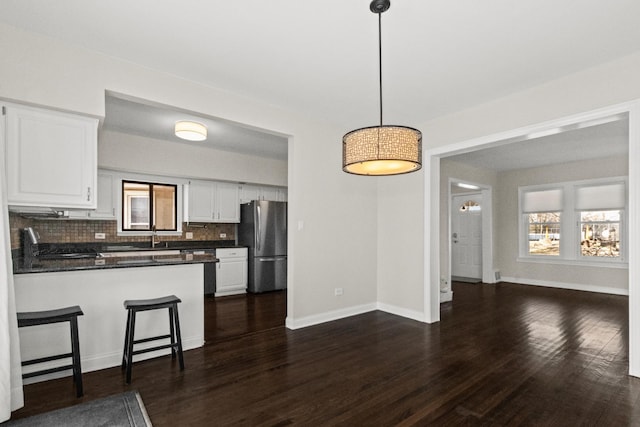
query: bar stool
122 295 184 384
17 306 84 397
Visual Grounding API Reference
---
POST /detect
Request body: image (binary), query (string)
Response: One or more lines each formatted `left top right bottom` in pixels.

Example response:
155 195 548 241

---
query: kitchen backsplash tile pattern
9 213 235 249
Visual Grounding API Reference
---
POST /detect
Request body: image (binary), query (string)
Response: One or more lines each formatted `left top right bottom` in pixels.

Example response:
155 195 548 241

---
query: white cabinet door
90 172 117 219
215 248 247 296
239 184 261 204
4 103 97 209
277 188 288 202
261 186 279 201
68 172 117 220
215 182 240 223
187 180 215 222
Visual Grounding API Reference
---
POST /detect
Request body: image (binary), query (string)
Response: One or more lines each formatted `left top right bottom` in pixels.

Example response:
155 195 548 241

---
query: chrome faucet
151 225 160 248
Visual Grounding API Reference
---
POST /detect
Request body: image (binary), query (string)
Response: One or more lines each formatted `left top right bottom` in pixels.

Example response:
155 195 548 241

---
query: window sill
517 256 628 269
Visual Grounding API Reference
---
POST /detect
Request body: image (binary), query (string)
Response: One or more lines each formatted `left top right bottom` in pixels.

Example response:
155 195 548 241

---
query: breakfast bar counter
13 252 217 274
14 261 207 382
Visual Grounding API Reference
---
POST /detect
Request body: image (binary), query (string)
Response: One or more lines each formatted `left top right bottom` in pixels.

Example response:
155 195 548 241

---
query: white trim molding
500 276 628 296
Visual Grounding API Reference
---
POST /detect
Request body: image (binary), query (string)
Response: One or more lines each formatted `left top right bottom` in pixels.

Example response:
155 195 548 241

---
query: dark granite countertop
14 253 217 274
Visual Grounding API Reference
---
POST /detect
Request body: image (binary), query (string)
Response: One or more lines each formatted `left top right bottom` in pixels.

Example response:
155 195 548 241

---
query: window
459 200 481 212
521 188 563 257
575 181 625 259
527 212 560 256
122 181 177 231
580 211 620 258
519 178 627 265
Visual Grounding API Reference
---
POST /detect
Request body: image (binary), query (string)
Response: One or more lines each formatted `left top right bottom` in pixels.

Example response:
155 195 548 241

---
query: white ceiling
1 1 639 163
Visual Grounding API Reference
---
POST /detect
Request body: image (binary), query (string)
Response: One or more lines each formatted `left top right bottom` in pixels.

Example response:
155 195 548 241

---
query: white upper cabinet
239 184 261 204
68 171 117 219
239 184 287 203
187 180 240 223
3 103 97 209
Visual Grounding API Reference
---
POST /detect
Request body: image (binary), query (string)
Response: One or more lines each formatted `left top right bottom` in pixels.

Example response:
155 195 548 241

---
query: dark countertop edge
13 254 218 275
19 240 244 256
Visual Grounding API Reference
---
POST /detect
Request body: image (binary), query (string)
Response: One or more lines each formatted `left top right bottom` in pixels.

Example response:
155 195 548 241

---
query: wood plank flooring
8 283 640 426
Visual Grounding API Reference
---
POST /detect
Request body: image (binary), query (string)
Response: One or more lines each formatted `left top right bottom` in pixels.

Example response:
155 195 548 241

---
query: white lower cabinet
215 248 248 297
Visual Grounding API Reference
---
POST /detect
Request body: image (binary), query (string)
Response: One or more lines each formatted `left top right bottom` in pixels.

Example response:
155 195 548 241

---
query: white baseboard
286 302 428 330
440 290 453 303
377 303 426 322
500 276 628 296
286 303 377 330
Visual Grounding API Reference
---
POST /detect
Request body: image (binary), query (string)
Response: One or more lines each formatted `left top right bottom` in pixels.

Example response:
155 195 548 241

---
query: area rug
3 391 152 427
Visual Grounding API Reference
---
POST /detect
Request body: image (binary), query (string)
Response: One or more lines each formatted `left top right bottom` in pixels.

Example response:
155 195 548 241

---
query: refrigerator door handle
256 204 261 252
258 257 286 262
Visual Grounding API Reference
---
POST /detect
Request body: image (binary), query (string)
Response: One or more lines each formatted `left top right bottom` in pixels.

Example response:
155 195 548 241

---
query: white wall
99 129 287 186
495 155 628 294
0 23 378 327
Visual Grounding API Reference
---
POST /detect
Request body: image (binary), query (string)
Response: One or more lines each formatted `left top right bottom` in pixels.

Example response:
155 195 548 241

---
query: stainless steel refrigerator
238 200 287 293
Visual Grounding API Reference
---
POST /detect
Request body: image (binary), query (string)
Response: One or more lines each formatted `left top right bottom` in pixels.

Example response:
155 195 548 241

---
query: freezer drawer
248 256 287 293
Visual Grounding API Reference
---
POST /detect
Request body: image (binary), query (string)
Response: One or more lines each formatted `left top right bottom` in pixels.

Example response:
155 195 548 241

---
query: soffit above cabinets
102 93 288 161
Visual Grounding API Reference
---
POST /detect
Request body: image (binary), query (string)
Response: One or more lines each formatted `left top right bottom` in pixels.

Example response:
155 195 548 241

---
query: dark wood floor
9 283 640 426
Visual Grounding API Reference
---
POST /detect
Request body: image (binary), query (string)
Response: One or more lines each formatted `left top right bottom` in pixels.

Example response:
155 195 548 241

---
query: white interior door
452 194 483 279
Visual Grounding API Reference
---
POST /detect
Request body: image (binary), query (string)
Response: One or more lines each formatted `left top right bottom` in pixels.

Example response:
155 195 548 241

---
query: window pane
153 184 177 230
580 210 620 258
528 213 560 256
124 182 150 230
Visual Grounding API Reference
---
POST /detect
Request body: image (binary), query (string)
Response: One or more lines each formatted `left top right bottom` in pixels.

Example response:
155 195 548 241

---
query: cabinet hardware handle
87 187 91 201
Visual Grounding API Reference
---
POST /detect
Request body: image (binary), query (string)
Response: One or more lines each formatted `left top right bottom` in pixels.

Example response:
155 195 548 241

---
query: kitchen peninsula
13 249 217 382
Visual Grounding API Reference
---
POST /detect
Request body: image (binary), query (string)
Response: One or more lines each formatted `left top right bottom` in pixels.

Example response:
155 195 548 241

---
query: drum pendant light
342 0 422 176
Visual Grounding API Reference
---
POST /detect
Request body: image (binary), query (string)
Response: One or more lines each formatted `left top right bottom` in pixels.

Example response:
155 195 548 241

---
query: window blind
575 182 625 210
522 188 563 213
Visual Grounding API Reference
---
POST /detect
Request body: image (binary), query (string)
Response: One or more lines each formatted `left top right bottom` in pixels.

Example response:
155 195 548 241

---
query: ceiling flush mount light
175 120 207 141
342 0 422 176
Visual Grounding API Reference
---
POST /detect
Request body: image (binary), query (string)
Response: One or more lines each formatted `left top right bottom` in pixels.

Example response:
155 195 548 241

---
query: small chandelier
343 0 422 176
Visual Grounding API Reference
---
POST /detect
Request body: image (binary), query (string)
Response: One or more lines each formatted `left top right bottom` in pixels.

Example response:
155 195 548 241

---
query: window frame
115 172 185 237
518 177 627 268
578 209 622 260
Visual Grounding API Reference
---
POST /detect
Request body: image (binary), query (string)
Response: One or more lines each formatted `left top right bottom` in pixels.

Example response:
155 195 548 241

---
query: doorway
451 193 482 282
424 100 640 377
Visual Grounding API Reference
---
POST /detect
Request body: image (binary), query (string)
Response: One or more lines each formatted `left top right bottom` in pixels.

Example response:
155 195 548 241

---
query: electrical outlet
334 288 343 296
186 232 193 240
94 233 106 240
220 233 227 238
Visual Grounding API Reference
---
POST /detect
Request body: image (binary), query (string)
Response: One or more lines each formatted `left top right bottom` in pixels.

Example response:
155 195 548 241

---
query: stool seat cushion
18 305 84 327
124 295 181 310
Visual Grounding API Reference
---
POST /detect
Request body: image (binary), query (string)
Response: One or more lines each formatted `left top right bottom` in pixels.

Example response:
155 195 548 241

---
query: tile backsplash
9 213 235 249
